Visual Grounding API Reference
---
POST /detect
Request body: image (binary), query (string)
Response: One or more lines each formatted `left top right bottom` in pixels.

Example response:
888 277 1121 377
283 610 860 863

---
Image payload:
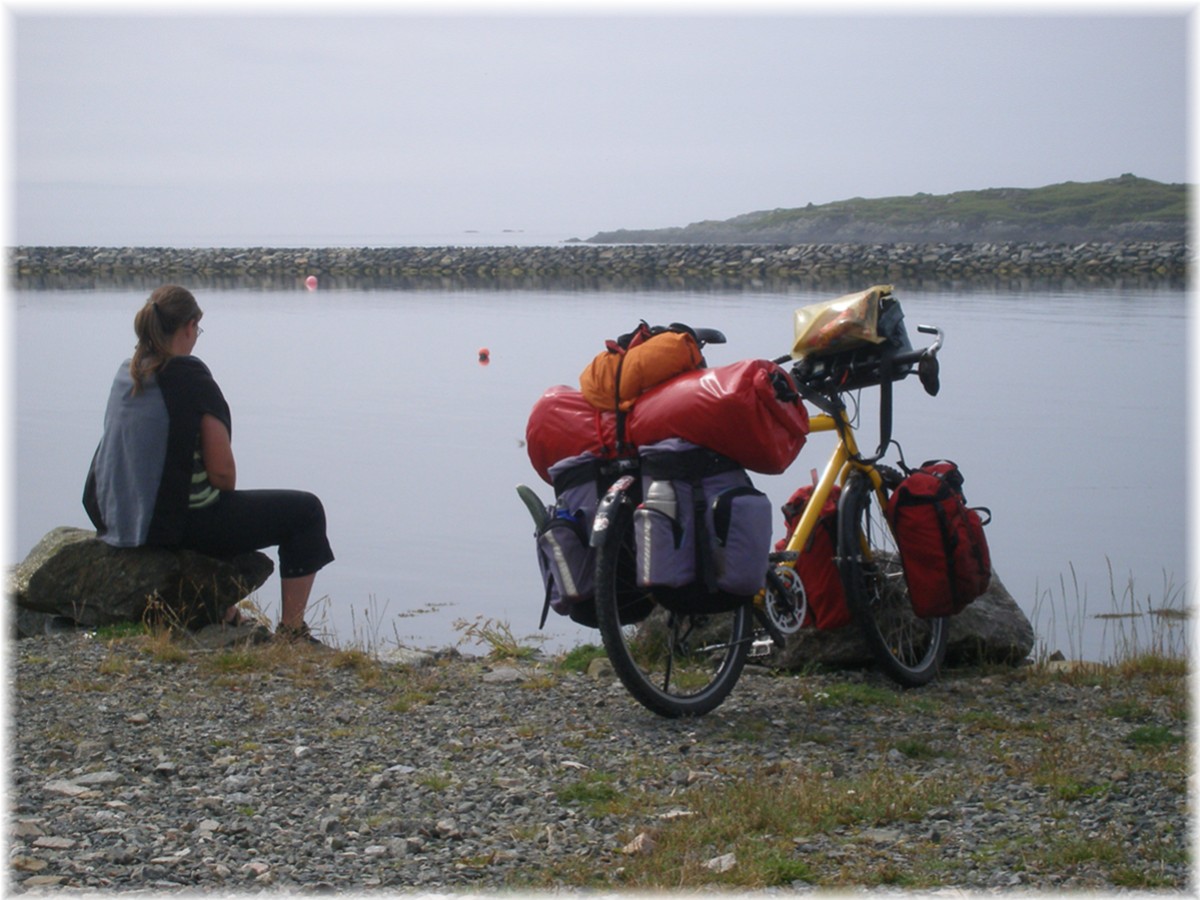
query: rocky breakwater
9 241 1187 291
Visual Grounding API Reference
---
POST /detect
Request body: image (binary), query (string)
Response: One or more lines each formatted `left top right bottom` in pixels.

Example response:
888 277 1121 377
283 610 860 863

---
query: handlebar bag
534 454 605 627
886 460 992 618
776 484 851 630
634 439 772 598
627 359 809 475
792 285 894 358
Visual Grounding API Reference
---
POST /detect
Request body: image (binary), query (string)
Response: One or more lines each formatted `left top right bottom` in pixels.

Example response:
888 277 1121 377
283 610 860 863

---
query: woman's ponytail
129 285 202 394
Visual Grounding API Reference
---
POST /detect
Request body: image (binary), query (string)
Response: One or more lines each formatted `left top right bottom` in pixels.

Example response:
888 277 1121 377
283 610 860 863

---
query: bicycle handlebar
776 323 945 462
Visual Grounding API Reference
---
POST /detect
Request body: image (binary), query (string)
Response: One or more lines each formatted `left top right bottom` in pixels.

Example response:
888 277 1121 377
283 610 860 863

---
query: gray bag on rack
535 454 602 624
634 438 773 598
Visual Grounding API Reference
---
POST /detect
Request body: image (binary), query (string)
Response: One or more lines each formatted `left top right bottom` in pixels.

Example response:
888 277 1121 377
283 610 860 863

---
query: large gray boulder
11 526 273 637
764 568 1034 670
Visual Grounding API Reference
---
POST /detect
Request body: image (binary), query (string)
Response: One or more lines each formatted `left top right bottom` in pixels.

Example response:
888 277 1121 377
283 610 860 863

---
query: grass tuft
453 615 542 661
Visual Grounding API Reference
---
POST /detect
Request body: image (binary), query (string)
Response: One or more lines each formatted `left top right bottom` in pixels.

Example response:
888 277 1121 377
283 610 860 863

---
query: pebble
9 632 1188 892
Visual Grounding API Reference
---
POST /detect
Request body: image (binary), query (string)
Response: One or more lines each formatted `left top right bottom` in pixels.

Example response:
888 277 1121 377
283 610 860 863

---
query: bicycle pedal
749 637 774 658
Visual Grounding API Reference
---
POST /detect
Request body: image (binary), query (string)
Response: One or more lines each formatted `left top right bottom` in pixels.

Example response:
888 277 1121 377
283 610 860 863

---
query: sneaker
273 622 326 647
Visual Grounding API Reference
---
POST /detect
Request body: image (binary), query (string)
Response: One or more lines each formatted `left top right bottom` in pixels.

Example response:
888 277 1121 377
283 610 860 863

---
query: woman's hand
200 413 236 491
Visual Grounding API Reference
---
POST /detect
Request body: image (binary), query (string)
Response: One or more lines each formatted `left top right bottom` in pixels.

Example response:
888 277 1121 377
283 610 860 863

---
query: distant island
582 174 1188 244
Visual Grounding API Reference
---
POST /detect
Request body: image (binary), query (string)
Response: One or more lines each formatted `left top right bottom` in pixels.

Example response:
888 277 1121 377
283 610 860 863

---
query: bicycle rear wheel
839 469 947 686
594 503 752 718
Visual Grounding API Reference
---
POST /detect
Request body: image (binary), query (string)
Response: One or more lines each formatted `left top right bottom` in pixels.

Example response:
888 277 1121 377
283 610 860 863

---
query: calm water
12 284 1190 661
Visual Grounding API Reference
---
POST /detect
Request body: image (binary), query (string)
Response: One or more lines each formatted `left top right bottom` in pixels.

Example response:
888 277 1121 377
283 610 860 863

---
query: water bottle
642 480 678 520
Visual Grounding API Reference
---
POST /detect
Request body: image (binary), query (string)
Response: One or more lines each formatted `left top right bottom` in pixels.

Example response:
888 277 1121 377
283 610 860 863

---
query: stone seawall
9 241 1188 291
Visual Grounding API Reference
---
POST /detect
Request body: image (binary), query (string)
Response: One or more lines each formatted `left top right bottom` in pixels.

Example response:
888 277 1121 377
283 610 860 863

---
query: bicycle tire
839 469 947 686
594 502 752 718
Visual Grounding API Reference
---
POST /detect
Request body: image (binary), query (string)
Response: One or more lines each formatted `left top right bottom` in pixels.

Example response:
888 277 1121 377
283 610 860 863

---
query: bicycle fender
589 474 637 548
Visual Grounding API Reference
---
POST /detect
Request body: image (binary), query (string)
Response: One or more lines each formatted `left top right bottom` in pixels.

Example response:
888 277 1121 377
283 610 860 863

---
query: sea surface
12 281 1190 661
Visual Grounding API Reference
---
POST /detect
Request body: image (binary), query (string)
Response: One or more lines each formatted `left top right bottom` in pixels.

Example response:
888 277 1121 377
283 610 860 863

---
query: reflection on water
13 283 1189 662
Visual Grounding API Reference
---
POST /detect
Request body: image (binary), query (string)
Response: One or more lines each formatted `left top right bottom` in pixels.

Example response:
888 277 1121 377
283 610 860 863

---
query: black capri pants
179 489 335 578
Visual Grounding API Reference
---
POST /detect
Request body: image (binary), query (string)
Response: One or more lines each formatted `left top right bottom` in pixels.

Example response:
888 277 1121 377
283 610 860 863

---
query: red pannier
776 483 850 630
886 460 992 618
627 359 809 476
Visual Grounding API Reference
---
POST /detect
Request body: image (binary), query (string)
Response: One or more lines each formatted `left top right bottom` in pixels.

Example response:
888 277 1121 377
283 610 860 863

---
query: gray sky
10 8 1192 246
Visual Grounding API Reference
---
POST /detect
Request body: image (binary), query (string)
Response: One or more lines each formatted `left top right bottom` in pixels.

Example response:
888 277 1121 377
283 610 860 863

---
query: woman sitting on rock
83 284 334 644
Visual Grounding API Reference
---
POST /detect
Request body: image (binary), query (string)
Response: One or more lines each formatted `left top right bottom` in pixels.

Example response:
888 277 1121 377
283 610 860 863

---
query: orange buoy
478 347 491 366
305 275 318 291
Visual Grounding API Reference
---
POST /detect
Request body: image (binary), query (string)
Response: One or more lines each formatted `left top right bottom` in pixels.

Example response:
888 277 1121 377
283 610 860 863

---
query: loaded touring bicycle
519 286 991 718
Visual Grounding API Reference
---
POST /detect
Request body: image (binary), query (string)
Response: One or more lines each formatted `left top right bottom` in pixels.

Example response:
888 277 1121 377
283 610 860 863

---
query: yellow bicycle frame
778 411 887 559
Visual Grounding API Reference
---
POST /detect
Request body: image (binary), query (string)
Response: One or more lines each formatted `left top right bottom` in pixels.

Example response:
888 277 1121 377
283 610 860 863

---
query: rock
944 573 1036 665
586 657 615 679
622 832 654 855
705 852 737 873
10 526 273 636
480 666 526 684
184 622 273 650
377 647 435 668
765 568 1034 670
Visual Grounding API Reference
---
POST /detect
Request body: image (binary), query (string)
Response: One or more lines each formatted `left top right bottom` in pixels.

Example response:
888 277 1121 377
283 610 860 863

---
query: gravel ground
8 631 1190 894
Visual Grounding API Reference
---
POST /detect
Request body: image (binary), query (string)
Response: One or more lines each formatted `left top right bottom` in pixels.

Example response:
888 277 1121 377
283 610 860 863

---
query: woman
83 284 334 643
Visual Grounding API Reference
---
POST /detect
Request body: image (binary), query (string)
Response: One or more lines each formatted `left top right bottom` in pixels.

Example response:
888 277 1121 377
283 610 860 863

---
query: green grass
555 772 623 813
1126 725 1184 750
806 680 901 709
599 765 962 889
558 643 607 673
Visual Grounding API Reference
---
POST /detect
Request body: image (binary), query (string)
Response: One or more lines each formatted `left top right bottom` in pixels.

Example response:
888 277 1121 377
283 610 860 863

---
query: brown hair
129 285 202 394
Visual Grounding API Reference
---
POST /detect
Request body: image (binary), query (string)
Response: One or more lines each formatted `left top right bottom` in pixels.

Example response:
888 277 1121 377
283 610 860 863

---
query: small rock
22 875 65 887
12 820 45 839
622 832 655 855
43 779 88 797
706 852 737 873
481 667 525 684
75 770 124 786
586 657 615 679
33 835 76 849
379 647 434 668
435 819 462 839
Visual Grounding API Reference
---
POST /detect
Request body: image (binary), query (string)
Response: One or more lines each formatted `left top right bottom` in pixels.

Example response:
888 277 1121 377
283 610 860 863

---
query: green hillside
585 174 1188 244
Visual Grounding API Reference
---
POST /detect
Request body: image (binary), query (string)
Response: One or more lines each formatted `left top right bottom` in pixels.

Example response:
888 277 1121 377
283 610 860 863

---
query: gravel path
9 632 1190 893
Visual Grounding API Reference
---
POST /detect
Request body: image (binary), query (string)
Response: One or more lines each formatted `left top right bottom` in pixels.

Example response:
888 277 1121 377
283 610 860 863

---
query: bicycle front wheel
594 504 752 718
839 470 947 686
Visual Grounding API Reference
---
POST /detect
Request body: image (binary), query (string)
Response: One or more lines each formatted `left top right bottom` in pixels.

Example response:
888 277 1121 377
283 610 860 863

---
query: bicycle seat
692 327 726 346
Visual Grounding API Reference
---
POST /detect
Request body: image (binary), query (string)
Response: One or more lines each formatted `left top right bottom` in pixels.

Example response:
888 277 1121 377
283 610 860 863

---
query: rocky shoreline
9 241 1188 291
10 631 1188 893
